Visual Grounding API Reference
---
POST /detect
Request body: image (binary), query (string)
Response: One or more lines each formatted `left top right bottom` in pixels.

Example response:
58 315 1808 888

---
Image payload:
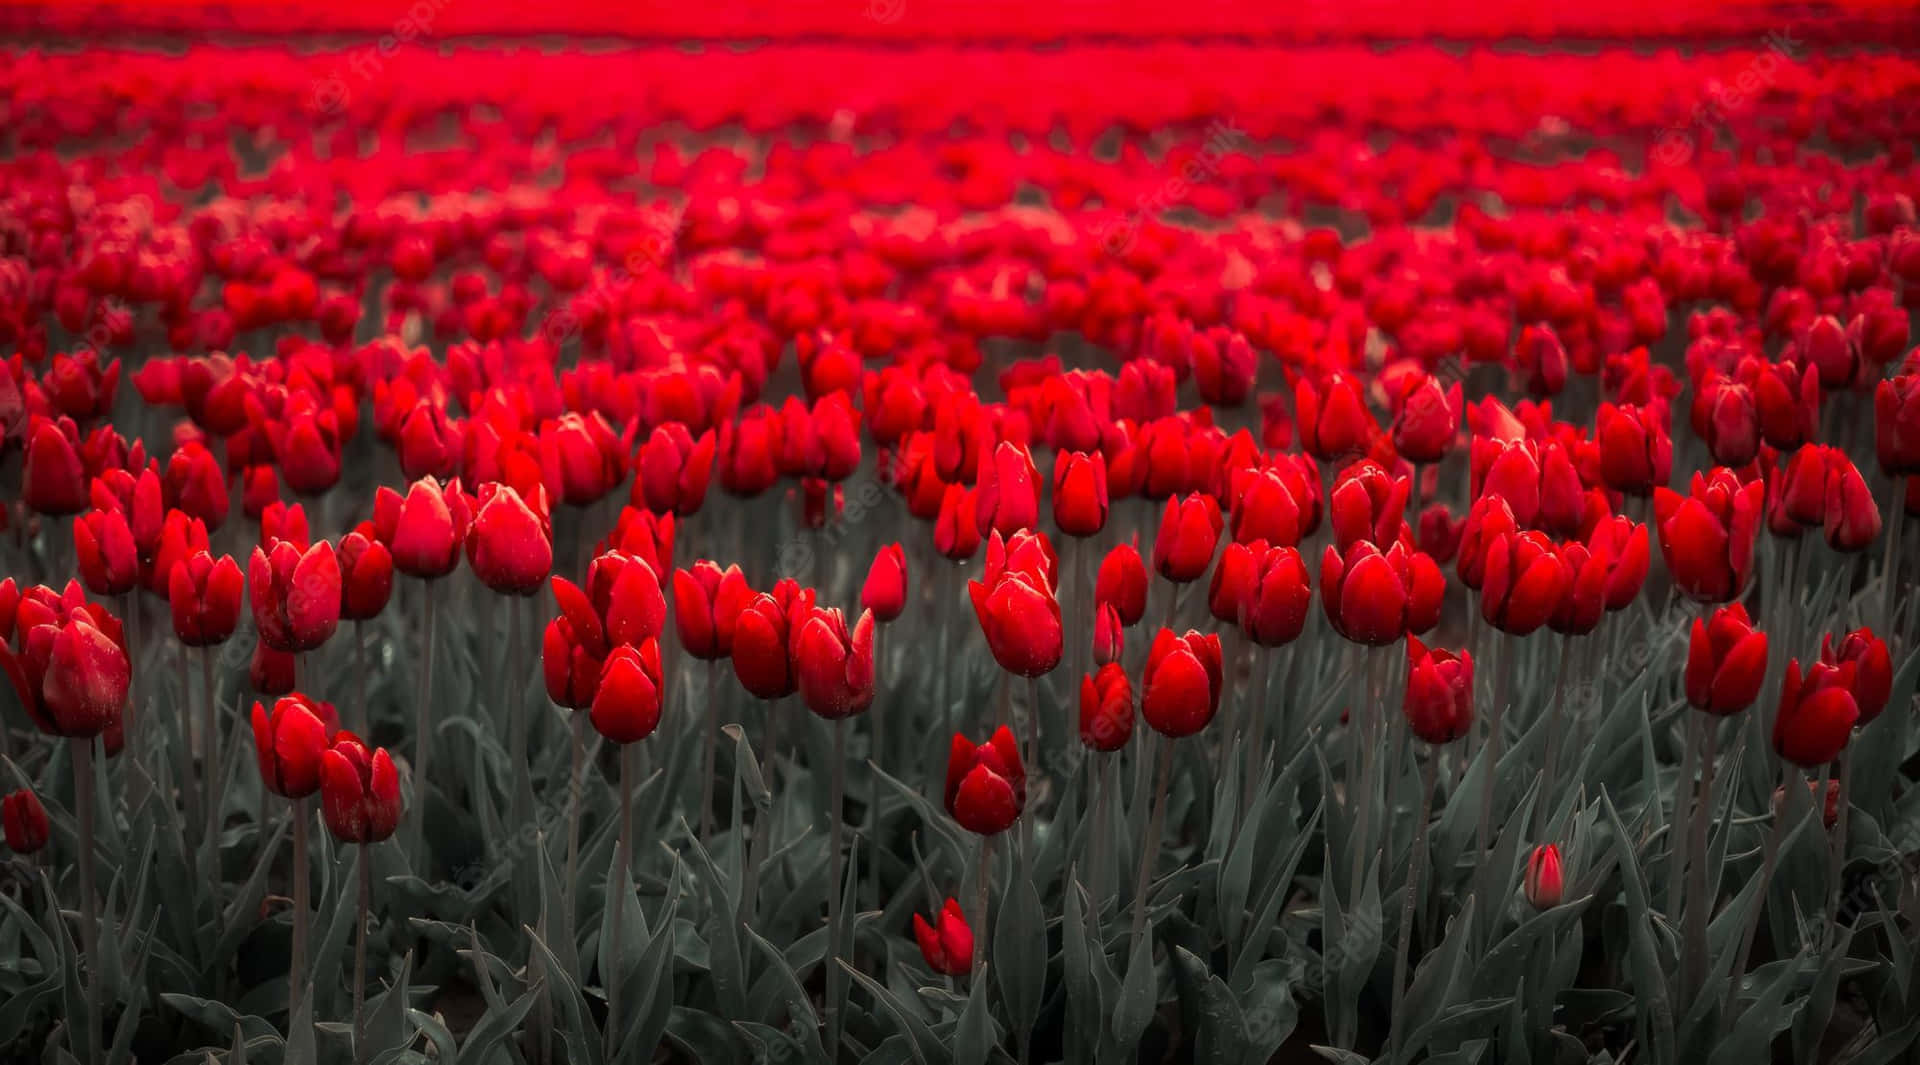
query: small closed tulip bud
1152 492 1223 583
1096 542 1149 626
23 418 88 516
319 733 403 844
673 561 754 660
3 788 50 854
1240 544 1311 648
1403 637 1473 744
251 694 336 798
75 508 140 597
1051 450 1109 538
1524 845 1564 909
1078 662 1134 752
169 550 244 646
1653 469 1762 604
543 615 605 710
248 540 341 653
1821 628 1892 724
914 899 975 976
731 582 813 700
1141 628 1224 738
1683 604 1768 714
1092 602 1124 667
465 483 554 595
633 423 715 516
591 640 665 744
796 607 876 720
860 544 908 623
1773 659 1860 767
337 525 394 621
944 726 1026 835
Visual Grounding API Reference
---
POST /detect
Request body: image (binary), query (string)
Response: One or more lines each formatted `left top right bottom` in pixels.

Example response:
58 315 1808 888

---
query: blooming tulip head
591 640 665 744
1653 468 1762 604
374 478 469 580
1237 543 1312 648
74 507 140 597
796 607 876 720
0 583 129 739
1875 373 1920 475
634 422 715 516
1296 371 1374 462
1141 628 1223 738
1479 530 1569 637
248 539 341 653
1683 604 1767 715
319 733 402 844
1152 492 1223 583
465 482 554 595
1820 628 1892 724
1773 659 1860 767
1404 637 1473 745
673 561 754 660
1079 662 1134 752
944 726 1025 836
1389 371 1460 464
975 440 1040 538
1329 460 1410 553
251 694 336 799
914 899 974 976
1051 450 1109 538
337 525 395 621
732 580 814 700
169 550 244 647
968 534 1063 679
1320 540 1444 646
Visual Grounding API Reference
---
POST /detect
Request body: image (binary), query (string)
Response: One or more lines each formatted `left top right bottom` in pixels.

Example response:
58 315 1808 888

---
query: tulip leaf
455 987 537 1065
1400 895 1477 1054
525 924 604 1065
746 929 825 1061
1171 945 1246 1065
1601 791 1676 1064
840 960 947 1065
953 964 996 1065
992 859 1045 1039
1112 929 1157 1052
361 950 415 1057
1235 957 1301 1065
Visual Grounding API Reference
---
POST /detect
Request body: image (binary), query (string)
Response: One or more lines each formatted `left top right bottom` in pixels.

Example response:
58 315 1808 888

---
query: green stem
1391 751 1438 1064
700 658 722 845
1129 736 1175 948
202 646 224 915
353 845 371 1065
827 719 847 1061
1682 717 1718 1000
607 742 634 1059
74 737 102 1065
407 584 437 858
565 709 586 930
290 796 310 1032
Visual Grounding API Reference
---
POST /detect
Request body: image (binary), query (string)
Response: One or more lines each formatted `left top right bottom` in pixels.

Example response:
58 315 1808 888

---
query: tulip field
5 3 1920 1063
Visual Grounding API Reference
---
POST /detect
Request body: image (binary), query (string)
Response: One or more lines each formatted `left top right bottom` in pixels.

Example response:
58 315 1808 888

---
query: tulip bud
1096 542 1148 626
248 540 341 653
0 586 129 739
1683 604 1767 714
3 789 50 854
1093 602 1124 667
1479 530 1570 636
968 560 1063 679
913 898 975 976
1773 659 1860 767
591 640 665 744
731 582 813 700
934 484 981 561
1152 492 1223 583
164 441 229 532
75 507 140 597
465 482 554 595
1296 371 1374 461
1876 373 1920 476
319 733 402 843
375 478 467 580
169 550 244 647
251 694 335 798
1653 469 1762 604
1051 450 1110 538
1821 628 1892 724
673 561 754 660
1141 628 1223 738
944 726 1025 835
1329 460 1410 553
796 608 876 720
1320 541 1445 645
1239 543 1312 648
23 417 88 516
337 525 394 621
633 423 715 517
1404 637 1473 744
1390 372 1461 464
860 544 908 623
1524 844 1564 909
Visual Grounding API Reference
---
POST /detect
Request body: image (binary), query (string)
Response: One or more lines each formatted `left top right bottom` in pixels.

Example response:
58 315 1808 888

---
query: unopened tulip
249 540 341 653
465 483 554 595
934 484 981 561
860 544 908 622
1479 530 1570 636
591 640 665 743
319 733 402 843
1684 604 1768 714
914 899 974 976
796 607 876 719
543 615 605 710
75 508 139 596
1296 371 1374 461
1774 659 1860 767
169 551 244 646
2 789 50 854
1390 372 1461 464
1320 540 1445 645
673 561 754 660
1 586 129 738
1329 460 1410 552
1239 543 1311 647
260 501 311 551
1229 463 1310 548
337 526 394 621
1821 629 1892 723
1079 662 1135 751
1051 450 1109 538
633 423 715 516
1096 543 1149 625
374 479 468 580
1404 637 1473 744
251 694 334 798
23 417 87 516
969 539 1063 678
1524 844 1564 909
1750 357 1820 451
1476 437 1584 535
1153 492 1223 583
944 726 1025 835
1141 628 1223 738
1876 374 1920 475
975 440 1040 538
1822 453 1881 552
1653 469 1762 603
731 581 814 700
164 441 229 532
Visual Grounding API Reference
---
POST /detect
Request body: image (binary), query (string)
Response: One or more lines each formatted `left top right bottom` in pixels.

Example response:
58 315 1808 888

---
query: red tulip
554 551 667 656
1480 530 1570 637
1692 376 1760 468
974 440 1040 538
398 403 463 482
1586 516 1650 611
944 726 1025 835
1152 492 1223 583
260 502 312 552
1078 662 1134 751
861 544 908 623
1798 315 1860 391
591 640 665 744
731 581 814 700
1390 372 1461 464
673 561 754 660
75 508 139 597
169 550 244 647
1238 543 1311 648
1822 452 1881 552
249 540 341 653
543 614 605 710
1476 437 1584 535
1329 460 1410 552
1821 628 1892 724
1683 604 1768 715
1417 504 1464 565
1093 602 1124 667
934 484 981 561
719 407 782 497
796 607 876 719
1096 542 1149 626
1320 540 1444 645
969 554 1063 679
1524 844 1563 909
1653 469 1762 603
1229 463 1309 548
0 584 129 738
374 478 468 580
22 417 88 516
337 525 394 621
1403 636 1473 745
2 788 49 854
1875 373 1920 475
1207 540 1259 625
1773 659 1859 767
465 483 554 595
1141 628 1223 738
319 733 402 843
633 423 715 516
1516 324 1569 396
276 406 345 496
914 899 974 975
164 441 229 532
1296 371 1374 461
540 412 624 507
251 694 334 798
600 506 676 581
1749 356 1819 451
1194 332 1256 407
1051 450 1109 538
143 508 208 597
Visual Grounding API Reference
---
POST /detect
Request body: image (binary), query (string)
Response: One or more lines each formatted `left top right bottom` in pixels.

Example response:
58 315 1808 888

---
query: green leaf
1602 791 1676 1064
455 986 537 1065
953 965 996 1065
1400 896 1478 1054
1112 930 1157 1051
840 961 948 1065
1170 946 1246 1065
362 951 416 1057
746 929 826 1062
992 864 1045 1039
526 924 604 1065
1236 958 1301 1065
1708 949 1810 1065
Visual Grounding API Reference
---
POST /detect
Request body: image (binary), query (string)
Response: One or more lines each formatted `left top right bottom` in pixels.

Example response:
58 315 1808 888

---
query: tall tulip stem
826 718 847 1061
352 845 372 1065
972 834 992 976
868 630 886 908
407 583 438 857
700 658 722 844
73 736 102 1065
1129 736 1175 949
1390 750 1437 1064
1682 716 1718 998
202 646 224 911
608 741 635 1058
565 710 585 928
290 796 311 1031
